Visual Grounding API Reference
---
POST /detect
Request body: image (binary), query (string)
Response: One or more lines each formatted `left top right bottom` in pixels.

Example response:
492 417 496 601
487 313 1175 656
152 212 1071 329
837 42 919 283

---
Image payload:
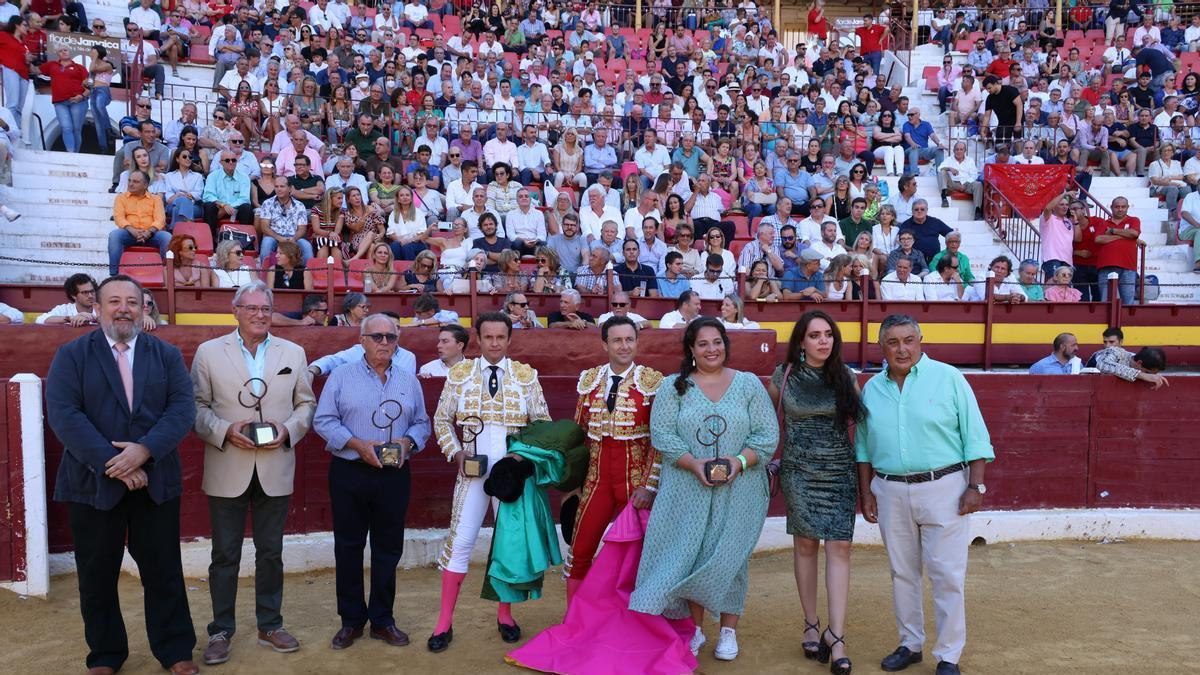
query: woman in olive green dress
767 310 864 675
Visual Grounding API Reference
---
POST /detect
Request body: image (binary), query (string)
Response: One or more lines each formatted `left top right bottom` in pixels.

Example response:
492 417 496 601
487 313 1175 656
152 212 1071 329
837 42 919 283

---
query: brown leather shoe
203 632 231 665
370 626 411 647
86 668 115 675
257 628 300 653
166 661 200 674
330 626 363 650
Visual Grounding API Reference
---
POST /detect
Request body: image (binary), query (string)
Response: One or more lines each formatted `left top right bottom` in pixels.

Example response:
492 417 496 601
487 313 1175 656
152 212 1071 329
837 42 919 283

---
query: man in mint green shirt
855 314 994 675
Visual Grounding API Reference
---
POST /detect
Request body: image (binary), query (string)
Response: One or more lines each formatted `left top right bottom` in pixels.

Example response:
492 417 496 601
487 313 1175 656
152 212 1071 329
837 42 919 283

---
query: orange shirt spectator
114 188 166 231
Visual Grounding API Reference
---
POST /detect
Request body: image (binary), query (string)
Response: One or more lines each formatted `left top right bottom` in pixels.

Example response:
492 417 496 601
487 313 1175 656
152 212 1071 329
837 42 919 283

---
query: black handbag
217 225 256 252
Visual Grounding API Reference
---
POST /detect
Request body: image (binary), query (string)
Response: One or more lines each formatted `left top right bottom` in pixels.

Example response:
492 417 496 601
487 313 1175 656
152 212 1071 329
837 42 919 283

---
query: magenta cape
505 504 698 675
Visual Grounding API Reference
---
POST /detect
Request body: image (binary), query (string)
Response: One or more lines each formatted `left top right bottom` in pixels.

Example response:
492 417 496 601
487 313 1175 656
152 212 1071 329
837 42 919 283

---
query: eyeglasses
137 103 151 109
231 249 244 256
364 332 400 344
236 304 273 315
93 23 104 29
179 154 191 160
611 302 628 308
221 158 238 164
509 301 529 308
213 115 227 121
852 169 865 174
182 243 196 250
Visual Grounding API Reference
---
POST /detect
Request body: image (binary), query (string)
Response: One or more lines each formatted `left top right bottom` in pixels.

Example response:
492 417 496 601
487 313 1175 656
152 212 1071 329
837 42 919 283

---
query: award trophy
372 399 406 468
697 414 730 484
237 377 279 447
459 415 488 477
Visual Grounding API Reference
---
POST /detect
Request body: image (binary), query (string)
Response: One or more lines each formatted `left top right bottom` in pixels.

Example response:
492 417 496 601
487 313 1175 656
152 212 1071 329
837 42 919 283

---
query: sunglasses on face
214 115 227 121
222 158 238 164
365 332 399 344
137 103 151 109
232 249 244 256
509 301 529 308
611 302 628 308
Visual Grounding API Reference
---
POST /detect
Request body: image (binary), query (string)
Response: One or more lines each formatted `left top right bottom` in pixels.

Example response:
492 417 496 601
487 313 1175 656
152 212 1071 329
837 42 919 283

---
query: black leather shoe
936 661 961 675
427 628 453 653
880 646 923 672
497 621 522 643
330 625 363 650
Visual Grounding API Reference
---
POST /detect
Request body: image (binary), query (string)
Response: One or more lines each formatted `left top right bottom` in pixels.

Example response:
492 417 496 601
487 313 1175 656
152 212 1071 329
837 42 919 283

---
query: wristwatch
968 483 987 495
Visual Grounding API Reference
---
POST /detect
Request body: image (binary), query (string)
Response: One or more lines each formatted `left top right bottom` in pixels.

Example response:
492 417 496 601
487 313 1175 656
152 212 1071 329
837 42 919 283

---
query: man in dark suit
45 275 200 675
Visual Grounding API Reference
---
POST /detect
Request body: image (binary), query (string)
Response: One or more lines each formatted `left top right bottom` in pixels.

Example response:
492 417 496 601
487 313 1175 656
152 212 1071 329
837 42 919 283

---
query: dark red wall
15 372 1198 553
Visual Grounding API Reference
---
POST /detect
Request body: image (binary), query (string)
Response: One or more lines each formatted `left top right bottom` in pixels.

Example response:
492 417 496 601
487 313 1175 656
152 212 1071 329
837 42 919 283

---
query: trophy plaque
237 377 278 447
372 399 406 468
459 415 488 477
697 414 731 484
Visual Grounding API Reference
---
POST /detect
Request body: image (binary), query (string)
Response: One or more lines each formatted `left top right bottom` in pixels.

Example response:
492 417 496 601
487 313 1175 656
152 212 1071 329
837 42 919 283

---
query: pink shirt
1045 285 1082 302
1040 214 1074 264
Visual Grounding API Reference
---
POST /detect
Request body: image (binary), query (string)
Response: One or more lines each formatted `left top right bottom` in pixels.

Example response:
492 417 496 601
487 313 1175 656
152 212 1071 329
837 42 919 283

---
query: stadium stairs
3 4 1197 300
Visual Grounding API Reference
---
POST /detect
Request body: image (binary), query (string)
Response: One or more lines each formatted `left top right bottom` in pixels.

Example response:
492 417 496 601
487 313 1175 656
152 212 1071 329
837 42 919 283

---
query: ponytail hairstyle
674 317 730 396
784 310 865 429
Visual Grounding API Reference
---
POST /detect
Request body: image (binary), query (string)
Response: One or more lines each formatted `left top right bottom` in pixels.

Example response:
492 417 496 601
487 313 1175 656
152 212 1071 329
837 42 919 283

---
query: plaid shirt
574 264 609 293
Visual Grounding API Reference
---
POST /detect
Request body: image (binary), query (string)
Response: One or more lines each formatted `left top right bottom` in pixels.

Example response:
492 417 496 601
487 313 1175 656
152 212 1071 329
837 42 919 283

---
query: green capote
481 439 568 603
515 418 589 492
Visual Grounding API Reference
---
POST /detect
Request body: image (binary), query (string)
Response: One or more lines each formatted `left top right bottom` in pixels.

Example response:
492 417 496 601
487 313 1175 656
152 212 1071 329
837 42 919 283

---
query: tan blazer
192 332 316 498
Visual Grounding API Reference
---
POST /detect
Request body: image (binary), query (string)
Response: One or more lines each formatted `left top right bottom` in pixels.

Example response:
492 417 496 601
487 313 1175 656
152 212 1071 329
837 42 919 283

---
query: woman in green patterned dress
767 310 864 675
629 318 779 663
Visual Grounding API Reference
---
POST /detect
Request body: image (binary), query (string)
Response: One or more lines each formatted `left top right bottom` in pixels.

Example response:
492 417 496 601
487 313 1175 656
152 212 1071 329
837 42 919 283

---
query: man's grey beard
101 316 141 343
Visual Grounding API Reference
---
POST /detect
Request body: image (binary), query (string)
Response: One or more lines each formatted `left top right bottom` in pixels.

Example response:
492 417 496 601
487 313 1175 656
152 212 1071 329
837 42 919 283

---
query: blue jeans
864 51 883 77
108 228 171 275
2 67 29 124
389 240 428 261
258 236 314 265
90 86 113 149
54 98 89 153
744 201 776 219
906 146 945 175
1097 266 1137 304
166 196 198 228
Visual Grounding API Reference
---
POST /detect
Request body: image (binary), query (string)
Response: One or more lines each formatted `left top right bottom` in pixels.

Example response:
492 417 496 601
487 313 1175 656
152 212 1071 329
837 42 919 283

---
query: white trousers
874 146 905 176
871 470 971 664
438 427 510 574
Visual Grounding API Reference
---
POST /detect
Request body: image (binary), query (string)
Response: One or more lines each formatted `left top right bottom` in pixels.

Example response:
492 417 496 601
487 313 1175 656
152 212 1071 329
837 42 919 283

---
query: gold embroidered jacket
434 357 551 460
574 364 664 490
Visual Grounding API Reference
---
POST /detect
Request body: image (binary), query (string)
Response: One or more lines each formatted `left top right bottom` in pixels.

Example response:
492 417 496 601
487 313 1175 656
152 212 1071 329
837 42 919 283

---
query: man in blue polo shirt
774 152 813 215
902 109 946 178
657 251 692 299
1028 333 1081 374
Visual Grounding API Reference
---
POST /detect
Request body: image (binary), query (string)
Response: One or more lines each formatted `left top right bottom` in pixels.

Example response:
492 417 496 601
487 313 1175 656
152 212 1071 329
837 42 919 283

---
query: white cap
584 51 594 59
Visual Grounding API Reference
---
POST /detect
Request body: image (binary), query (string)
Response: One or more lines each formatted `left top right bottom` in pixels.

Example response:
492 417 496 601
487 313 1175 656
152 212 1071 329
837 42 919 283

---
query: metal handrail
29 113 47 151
982 174 1041 265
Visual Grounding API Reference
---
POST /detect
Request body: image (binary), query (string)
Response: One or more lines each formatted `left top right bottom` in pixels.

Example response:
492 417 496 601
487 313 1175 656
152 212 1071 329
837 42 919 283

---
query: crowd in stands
2 0 1198 305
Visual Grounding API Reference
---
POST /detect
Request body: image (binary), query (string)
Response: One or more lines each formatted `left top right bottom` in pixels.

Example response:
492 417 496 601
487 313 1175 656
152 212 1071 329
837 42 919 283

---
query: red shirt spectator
856 23 886 54
41 56 89 104
1095 215 1140 271
26 0 64 17
22 27 47 61
986 57 1017 79
0 29 31 79
808 5 828 41
1074 216 1103 268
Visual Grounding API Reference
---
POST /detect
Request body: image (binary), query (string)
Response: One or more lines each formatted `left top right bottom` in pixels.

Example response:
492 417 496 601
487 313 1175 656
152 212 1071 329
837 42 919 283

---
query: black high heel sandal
817 628 852 675
802 619 821 660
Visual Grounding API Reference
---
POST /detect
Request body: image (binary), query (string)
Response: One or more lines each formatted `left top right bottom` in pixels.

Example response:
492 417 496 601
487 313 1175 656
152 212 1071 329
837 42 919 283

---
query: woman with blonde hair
849 232 878 279
362 241 399 292
553 127 588 188
824 254 853 301
530 245 566 293
211 239 253 288
490 249 530 293
386 185 432 259
871 204 900 274
720 293 761 329
336 186 385 261
401 249 439 293
312 188 345 263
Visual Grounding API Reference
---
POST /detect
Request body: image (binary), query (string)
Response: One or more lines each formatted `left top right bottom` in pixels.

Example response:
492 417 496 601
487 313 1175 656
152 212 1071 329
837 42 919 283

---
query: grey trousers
871 469 971 664
206 470 290 638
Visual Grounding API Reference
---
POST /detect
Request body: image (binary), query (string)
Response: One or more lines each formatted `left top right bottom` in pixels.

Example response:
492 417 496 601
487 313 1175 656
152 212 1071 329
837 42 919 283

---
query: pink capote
505 504 698 675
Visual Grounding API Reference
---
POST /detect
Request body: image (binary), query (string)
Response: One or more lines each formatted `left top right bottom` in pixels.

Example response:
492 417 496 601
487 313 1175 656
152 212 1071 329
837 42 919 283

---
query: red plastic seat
307 258 347 290
119 250 165 288
393 260 414 274
923 65 939 92
729 240 747 262
174 221 213 254
347 258 369 291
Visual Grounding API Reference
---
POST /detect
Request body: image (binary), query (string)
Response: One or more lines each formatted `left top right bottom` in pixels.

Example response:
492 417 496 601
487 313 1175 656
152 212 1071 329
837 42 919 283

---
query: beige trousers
871 470 971 664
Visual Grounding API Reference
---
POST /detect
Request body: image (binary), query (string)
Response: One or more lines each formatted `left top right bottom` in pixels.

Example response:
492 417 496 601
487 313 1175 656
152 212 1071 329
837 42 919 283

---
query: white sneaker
0 205 18 222
689 626 706 656
714 627 739 661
